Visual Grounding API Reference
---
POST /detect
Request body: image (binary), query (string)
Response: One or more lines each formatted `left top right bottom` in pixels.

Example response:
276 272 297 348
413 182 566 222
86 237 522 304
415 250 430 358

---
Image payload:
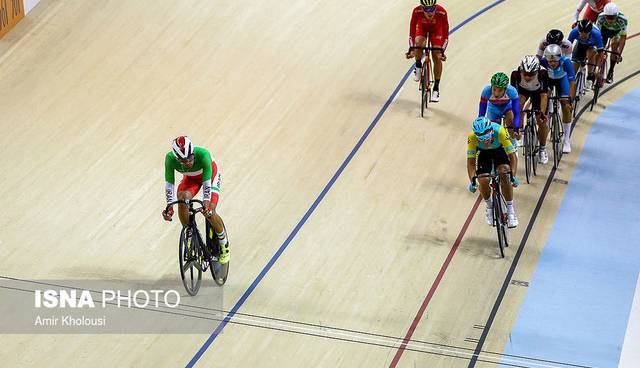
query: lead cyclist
162 136 230 264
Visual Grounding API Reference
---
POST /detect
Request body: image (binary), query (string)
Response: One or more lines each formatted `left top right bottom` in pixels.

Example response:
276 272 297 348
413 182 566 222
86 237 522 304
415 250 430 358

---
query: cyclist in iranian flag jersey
573 0 610 24
162 136 229 264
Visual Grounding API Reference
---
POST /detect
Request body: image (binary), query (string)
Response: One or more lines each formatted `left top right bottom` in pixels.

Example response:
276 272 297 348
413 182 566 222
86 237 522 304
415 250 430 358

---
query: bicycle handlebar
165 199 205 212
476 171 514 181
408 46 444 52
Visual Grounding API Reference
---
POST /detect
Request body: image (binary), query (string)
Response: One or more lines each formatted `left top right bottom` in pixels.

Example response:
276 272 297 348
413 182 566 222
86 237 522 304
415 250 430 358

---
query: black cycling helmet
577 19 593 33
546 29 564 45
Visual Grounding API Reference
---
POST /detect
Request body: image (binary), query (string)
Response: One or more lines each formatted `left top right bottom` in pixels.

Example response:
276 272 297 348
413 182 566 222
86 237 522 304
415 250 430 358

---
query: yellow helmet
421 0 437 6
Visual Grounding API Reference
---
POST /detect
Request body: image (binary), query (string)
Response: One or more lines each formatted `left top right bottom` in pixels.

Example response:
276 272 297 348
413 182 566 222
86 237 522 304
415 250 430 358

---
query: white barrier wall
25 0 40 14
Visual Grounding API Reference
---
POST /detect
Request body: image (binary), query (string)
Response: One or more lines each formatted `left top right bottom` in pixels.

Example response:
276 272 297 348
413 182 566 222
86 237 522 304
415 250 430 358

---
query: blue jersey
540 56 576 81
478 84 521 130
567 27 604 49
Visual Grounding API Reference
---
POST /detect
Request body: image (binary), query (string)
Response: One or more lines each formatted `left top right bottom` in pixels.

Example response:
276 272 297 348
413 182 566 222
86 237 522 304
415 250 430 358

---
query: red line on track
628 32 640 40
389 195 482 367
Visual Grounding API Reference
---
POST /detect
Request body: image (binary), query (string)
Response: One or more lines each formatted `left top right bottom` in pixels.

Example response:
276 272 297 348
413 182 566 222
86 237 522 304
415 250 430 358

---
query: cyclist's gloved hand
203 200 213 217
163 206 174 221
511 175 520 188
469 176 478 193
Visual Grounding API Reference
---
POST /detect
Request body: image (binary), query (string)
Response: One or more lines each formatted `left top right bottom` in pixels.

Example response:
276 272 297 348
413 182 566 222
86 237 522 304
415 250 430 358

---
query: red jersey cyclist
573 0 611 25
162 136 229 264
406 0 449 103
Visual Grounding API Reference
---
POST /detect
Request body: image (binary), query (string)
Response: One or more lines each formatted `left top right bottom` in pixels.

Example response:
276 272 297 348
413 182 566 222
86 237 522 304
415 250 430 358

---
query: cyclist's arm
479 86 490 116
466 134 478 181
201 150 213 203
540 70 549 114
409 9 418 46
574 0 587 23
563 59 577 99
567 29 578 44
536 41 545 58
479 100 488 117
164 154 176 205
498 127 517 173
617 34 627 55
594 30 604 50
443 8 450 47
508 86 521 131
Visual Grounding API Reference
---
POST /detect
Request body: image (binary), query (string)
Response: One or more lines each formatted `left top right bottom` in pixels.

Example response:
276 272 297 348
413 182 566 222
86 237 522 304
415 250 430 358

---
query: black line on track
467 69 640 368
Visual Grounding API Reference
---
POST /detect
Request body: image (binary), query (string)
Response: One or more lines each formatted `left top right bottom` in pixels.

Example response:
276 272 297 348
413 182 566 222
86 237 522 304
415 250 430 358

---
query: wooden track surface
0 0 638 366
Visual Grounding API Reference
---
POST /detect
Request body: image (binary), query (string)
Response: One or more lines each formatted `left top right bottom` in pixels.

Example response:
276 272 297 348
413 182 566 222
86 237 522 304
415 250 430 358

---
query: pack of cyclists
161 1 630 262
461 1 628 230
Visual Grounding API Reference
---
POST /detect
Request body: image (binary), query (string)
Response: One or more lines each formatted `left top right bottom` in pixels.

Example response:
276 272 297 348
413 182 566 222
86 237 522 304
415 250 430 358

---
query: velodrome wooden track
0 0 639 366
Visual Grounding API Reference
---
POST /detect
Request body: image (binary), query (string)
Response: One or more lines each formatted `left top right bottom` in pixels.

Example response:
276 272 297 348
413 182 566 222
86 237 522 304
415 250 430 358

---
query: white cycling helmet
172 136 194 159
520 55 540 74
543 44 562 61
603 3 618 16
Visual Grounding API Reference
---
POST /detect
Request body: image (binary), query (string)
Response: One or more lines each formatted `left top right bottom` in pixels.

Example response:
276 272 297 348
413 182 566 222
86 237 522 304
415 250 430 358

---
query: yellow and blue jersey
467 122 516 158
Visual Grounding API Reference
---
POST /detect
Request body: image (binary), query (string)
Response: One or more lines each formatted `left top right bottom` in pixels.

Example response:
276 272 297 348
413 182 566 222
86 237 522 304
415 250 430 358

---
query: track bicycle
547 93 565 169
476 171 512 258
591 44 620 111
571 59 591 118
407 44 443 117
521 107 540 183
165 199 229 295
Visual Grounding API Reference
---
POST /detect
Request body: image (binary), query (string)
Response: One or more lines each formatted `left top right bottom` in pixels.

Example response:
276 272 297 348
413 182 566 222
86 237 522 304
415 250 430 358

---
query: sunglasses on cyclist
605 15 617 21
423 6 436 13
476 129 494 141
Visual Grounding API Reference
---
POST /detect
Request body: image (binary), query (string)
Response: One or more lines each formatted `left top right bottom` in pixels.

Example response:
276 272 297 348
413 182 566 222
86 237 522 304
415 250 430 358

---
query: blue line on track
186 1 505 366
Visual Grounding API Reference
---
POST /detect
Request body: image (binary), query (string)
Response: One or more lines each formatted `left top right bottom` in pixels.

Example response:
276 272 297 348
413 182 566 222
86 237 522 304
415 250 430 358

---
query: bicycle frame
408 43 442 117
477 171 510 258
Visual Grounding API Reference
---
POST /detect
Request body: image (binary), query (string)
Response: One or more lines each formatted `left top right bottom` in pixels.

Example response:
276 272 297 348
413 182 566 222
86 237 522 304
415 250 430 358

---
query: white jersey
536 38 573 58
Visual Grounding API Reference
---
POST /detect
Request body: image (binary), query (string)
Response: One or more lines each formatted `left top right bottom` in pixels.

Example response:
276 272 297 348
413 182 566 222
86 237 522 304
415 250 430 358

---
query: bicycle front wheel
421 62 429 117
179 225 203 296
494 192 507 258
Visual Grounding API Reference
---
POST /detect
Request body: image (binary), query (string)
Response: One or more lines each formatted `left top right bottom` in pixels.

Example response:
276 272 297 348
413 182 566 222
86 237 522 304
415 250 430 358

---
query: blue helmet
472 117 492 136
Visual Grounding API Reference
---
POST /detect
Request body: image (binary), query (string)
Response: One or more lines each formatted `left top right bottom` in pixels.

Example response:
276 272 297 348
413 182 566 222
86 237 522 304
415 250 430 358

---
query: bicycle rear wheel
179 225 203 296
524 123 533 184
206 219 229 286
591 60 606 111
531 121 539 176
573 70 583 118
551 112 562 168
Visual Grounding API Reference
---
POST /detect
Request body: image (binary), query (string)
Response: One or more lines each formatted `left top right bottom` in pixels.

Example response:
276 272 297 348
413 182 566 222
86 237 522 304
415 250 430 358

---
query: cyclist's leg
476 151 493 225
413 23 428 80
177 177 201 226
558 76 573 152
571 44 586 74
497 163 513 202
430 32 446 92
608 36 621 81
586 47 597 80
502 105 520 145
532 92 548 146
497 149 518 227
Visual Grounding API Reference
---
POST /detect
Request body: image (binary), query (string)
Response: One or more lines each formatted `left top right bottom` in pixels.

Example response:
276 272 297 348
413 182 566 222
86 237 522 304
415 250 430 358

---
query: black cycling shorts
517 86 544 111
477 148 510 174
